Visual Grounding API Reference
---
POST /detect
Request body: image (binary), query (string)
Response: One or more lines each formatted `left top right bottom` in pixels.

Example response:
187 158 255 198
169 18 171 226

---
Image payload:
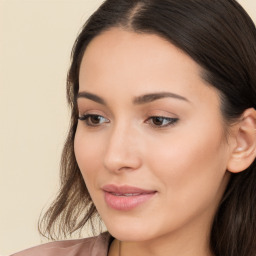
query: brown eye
78 114 109 126
152 117 165 126
90 115 102 124
147 116 179 128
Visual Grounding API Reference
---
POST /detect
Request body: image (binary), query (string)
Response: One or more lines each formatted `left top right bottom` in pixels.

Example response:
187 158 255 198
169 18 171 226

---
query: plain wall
0 1 255 255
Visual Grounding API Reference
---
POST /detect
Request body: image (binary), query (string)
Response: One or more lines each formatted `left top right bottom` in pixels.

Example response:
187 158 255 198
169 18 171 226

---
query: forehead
80 27 201 80
79 27 219 108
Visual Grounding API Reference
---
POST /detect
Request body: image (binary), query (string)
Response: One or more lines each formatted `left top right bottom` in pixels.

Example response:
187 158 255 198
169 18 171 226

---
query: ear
227 108 256 173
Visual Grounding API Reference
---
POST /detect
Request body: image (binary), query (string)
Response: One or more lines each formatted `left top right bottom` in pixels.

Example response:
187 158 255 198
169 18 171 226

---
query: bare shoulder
10 232 112 256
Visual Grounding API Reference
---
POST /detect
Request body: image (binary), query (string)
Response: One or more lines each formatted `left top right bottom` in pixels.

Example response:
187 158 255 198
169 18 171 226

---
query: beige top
10 232 112 256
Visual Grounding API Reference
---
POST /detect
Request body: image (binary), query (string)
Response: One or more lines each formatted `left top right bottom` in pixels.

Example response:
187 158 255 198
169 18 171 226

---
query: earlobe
227 108 256 173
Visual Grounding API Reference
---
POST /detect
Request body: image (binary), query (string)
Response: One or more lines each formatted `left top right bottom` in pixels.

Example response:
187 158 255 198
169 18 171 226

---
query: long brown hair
39 0 256 255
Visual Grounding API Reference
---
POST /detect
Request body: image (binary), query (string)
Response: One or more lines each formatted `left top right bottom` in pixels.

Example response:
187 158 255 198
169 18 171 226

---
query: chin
104 218 158 242
109 228 152 242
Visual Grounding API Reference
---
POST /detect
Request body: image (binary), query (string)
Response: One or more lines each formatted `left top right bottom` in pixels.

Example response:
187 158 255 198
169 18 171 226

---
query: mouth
108 192 148 196
102 184 157 211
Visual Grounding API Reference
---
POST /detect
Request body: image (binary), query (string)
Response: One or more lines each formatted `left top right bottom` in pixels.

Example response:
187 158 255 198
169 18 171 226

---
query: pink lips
102 184 156 211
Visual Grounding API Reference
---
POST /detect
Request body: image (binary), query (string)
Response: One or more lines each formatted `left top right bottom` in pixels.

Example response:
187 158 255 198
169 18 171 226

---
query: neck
109 222 214 256
120 234 213 256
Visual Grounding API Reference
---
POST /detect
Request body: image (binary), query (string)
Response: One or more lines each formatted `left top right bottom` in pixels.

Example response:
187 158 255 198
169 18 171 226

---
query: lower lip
104 191 156 211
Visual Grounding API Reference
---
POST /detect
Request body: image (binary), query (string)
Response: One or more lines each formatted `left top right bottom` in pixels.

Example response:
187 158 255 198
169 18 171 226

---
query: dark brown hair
39 0 256 255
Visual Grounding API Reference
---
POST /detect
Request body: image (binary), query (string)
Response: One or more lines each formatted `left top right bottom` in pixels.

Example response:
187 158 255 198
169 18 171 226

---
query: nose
103 124 142 173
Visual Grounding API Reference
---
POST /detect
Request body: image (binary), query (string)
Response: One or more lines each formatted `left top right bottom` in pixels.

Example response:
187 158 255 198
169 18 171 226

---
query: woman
12 0 256 255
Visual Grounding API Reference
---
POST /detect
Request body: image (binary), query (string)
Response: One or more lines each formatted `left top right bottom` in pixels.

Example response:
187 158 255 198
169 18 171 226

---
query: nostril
103 126 142 173
103 148 142 173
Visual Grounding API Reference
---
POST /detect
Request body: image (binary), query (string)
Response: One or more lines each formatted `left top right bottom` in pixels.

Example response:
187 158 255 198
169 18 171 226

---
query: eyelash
145 116 179 128
78 114 110 127
78 114 179 128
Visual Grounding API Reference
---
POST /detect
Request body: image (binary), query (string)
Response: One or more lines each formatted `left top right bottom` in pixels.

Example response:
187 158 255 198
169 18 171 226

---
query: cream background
0 0 255 255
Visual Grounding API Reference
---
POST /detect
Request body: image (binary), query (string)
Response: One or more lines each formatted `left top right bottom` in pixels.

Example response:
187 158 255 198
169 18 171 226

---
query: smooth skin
74 28 256 256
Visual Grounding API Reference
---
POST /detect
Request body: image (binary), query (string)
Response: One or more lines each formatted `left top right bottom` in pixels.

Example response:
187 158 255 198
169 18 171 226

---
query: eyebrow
77 92 106 105
76 91 189 105
133 92 189 104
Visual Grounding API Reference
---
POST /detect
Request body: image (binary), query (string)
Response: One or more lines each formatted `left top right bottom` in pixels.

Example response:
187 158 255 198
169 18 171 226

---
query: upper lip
102 184 156 194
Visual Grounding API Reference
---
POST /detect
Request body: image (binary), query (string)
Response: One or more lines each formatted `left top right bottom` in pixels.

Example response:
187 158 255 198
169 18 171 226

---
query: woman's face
75 28 231 242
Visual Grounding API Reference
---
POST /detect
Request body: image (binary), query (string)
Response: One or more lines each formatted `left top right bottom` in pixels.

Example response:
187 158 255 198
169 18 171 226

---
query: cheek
74 126 104 184
146 123 228 206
